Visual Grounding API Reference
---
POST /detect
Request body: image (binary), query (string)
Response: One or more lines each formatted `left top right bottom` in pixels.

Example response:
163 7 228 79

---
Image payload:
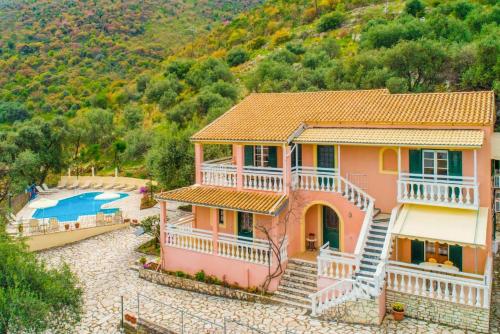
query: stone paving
37 227 487 334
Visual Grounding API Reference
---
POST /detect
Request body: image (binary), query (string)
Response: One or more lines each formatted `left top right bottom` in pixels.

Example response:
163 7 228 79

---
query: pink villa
156 89 496 331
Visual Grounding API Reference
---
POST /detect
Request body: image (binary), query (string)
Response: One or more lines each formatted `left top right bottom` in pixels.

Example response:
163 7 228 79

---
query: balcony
386 259 492 308
397 173 479 209
165 223 288 266
201 158 237 188
242 166 284 192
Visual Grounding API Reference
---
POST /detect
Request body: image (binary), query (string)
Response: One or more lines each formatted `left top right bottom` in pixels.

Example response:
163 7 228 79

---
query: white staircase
355 214 391 283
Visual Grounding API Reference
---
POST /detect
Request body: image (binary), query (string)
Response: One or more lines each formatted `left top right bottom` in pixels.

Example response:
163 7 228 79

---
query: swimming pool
32 192 129 222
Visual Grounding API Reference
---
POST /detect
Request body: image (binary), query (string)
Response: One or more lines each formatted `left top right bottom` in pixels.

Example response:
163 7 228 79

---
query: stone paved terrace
38 227 499 334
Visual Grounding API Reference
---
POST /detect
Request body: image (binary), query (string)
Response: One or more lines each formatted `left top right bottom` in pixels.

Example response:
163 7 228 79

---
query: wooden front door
237 212 253 239
322 206 340 250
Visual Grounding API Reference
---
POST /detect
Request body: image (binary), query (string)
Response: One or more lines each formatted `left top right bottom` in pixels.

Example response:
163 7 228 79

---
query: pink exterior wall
162 247 281 291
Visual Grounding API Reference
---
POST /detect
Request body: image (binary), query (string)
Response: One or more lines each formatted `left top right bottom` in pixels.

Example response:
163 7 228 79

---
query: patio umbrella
29 198 58 225
29 198 58 209
94 192 120 200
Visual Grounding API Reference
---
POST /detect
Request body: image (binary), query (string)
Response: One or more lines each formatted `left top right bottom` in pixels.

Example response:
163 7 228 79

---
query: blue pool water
32 192 129 222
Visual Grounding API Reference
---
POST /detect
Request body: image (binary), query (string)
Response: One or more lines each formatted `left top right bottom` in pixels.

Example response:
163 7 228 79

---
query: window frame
254 145 269 167
422 150 449 178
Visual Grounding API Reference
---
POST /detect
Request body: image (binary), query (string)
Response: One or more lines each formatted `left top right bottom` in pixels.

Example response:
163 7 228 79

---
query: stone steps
271 258 317 310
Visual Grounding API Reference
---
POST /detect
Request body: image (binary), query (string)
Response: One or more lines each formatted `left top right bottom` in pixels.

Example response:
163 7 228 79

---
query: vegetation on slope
0 0 498 199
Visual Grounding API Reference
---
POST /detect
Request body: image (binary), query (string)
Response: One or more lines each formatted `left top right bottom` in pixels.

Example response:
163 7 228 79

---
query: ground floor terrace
37 227 500 333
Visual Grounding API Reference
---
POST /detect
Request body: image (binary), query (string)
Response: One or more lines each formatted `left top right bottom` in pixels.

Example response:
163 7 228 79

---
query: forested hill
0 0 263 116
0 0 498 200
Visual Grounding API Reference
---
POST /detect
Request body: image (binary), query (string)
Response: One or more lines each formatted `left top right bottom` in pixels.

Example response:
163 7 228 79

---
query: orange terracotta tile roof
191 90 495 143
294 128 485 148
155 185 288 216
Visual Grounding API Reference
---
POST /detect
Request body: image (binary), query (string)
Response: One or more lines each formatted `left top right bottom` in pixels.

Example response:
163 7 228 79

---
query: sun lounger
9 213 16 222
80 182 91 189
113 211 123 224
67 182 79 190
113 184 126 190
42 183 57 193
92 182 103 189
57 181 67 189
103 183 115 190
123 185 137 192
36 186 51 194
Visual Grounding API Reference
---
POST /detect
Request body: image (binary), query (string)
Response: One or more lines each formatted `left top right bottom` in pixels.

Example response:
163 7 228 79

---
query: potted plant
64 224 70 231
124 313 137 324
75 222 80 229
392 302 405 321
18 224 24 234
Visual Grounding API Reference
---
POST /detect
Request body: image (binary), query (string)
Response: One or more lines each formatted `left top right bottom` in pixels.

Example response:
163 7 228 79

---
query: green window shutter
244 146 254 166
268 146 277 168
448 151 462 177
409 149 422 175
449 245 463 271
298 144 302 167
411 240 425 264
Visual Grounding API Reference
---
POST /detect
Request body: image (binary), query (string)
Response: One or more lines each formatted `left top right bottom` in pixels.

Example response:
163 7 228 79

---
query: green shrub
195 270 206 282
317 12 346 32
405 0 425 17
226 47 249 67
175 271 186 278
139 256 147 265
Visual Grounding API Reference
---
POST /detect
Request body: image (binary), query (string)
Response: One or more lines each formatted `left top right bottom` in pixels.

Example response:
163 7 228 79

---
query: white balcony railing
242 166 284 192
397 173 479 209
291 166 339 192
201 158 237 188
317 243 357 280
165 223 287 266
166 224 214 254
386 260 492 308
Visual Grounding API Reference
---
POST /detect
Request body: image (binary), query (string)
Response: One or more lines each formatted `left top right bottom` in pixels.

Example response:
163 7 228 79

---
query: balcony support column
283 144 291 194
211 208 219 255
159 201 167 245
194 143 204 185
235 144 244 190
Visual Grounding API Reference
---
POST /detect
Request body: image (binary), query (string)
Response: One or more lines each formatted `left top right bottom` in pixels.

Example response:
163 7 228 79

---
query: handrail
309 279 355 316
399 172 476 185
379 205 401 261
243 166 283 174
202 156 233 165
353 201 374 257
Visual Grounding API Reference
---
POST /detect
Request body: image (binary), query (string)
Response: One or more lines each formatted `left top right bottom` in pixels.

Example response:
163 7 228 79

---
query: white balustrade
243 166 284 192
165 224 287 266
386 260 492 308
292 166 339 192
397 173 479 209
317 243 357 280
217 232 273 265
166 225 214 254
310 279 355 316
201 159 237 188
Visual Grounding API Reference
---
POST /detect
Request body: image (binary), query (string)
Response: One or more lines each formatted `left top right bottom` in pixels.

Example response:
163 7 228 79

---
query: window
423 150 448 176
218 209 224 226
240 212 253 233
254 145 269 167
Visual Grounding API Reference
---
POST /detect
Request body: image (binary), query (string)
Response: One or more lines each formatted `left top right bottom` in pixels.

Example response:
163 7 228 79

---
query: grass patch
136 238 160 256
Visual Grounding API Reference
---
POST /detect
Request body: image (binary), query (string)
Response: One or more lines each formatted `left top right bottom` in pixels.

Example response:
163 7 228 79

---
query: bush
226 47 249 67
139 256 147 265
165 58 195 79
405 0 425 17
175 271 186 278
317 12 346 32
386 77 409 93
195 270 206 282
272 28 292 45
0 101 30 123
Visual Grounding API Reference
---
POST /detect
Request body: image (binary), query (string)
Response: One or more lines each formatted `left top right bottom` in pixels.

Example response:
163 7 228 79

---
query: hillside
0 0 263 116
0 0 498 199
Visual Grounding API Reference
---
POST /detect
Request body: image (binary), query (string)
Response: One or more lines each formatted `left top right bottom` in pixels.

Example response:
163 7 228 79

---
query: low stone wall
139 268 276 304
28 223 129 251
386 290 490 333
320 297 383 325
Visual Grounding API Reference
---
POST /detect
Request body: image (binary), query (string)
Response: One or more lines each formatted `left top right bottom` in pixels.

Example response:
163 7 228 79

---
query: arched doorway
302 203 342 252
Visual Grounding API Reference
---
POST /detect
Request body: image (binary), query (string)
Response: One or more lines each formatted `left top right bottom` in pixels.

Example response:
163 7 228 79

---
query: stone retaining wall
139 268 277 304
386 290 490 333
320 297 383 325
